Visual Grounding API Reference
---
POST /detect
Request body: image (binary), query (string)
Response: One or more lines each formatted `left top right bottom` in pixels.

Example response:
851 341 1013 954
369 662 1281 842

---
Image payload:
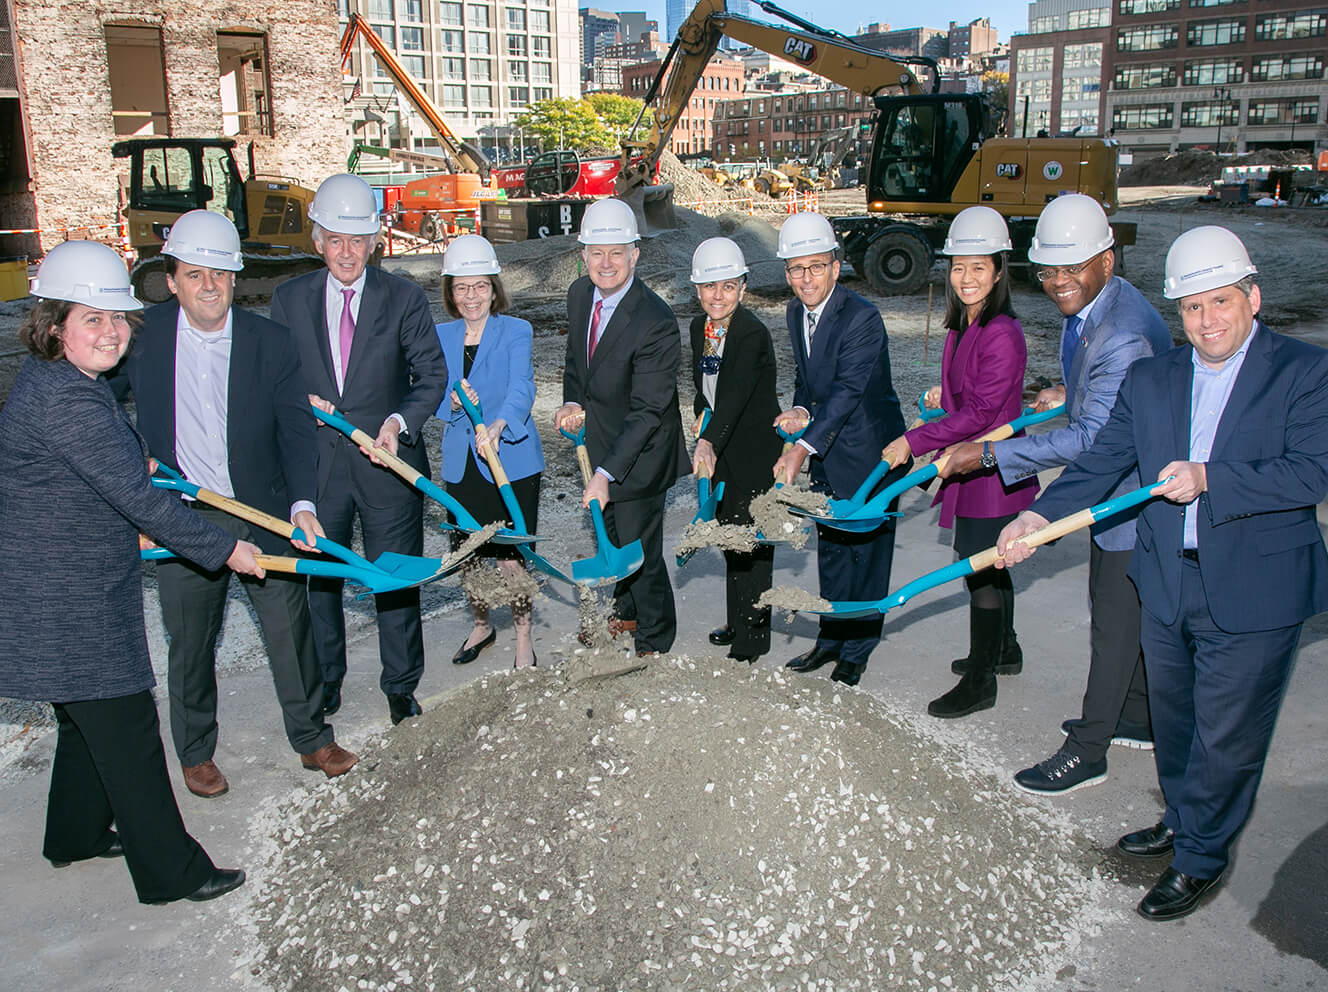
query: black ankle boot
931 606 1001 718
951 606 1023 675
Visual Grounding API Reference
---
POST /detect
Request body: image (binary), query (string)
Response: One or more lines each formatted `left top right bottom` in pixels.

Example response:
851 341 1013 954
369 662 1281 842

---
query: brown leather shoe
182 759 229 798
300 742 359 778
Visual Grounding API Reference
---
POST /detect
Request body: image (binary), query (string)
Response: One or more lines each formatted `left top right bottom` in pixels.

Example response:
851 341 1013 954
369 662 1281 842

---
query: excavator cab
866 94 986 205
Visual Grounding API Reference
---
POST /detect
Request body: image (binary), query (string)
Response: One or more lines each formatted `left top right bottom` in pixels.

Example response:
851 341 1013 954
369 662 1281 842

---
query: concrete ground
1 481 1325 992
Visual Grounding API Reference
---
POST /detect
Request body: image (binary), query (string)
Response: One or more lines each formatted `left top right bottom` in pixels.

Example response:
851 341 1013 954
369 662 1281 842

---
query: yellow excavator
619 0 1132 294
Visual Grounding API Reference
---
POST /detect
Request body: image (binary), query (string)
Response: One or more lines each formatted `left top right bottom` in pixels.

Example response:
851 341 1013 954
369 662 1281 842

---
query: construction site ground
0 184 1325 991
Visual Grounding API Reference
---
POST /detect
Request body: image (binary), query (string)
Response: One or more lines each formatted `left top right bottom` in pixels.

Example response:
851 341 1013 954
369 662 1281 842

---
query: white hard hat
442 234 501 277
161 209 244 271
30 241 143 311
776 212 837 259
308 173 381 236
577 198 639 245
690 237 748 283
1163 225 1257 300
1027 193 1113 266
942 206 1012 255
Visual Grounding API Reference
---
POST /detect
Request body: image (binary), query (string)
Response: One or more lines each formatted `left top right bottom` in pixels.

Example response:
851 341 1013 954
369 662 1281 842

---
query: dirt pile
1120 148 1312 187
252 659 1107 991
658 150 751 207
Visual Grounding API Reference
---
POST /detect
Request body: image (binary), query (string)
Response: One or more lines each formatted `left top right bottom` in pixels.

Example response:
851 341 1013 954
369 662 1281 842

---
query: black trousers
44 692 215 904
1064 542 1151 763
158 506 332 765
724 543 775 655
814 511 898 668
602 489 675 653
309 483 426 695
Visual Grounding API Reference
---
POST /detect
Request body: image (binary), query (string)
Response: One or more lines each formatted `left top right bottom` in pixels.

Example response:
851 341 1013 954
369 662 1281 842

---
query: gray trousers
157 506 331 766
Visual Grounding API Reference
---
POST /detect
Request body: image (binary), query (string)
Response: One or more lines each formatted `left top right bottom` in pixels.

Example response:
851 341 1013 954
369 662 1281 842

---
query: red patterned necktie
339 288 356 379
587 298 604 361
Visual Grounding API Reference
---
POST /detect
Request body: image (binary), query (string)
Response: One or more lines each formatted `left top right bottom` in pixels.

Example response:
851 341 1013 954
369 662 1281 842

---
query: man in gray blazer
941 194 1173 794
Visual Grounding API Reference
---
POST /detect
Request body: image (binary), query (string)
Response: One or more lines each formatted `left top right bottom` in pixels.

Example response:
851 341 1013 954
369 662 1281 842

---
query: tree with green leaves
514 95 654 155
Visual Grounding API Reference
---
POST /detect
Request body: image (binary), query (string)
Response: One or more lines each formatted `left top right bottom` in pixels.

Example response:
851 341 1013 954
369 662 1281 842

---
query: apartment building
621 53 744 156
711 86 872 159
1009 0 1111 137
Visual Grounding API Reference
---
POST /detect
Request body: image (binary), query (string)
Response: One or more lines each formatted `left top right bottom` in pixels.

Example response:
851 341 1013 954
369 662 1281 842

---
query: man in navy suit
110 211 357 797
772 212 906 686
271 174 447 726
997 227 1328 920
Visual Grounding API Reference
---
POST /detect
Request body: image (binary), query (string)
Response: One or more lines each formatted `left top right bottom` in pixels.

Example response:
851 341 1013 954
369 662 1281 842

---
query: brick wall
11 0 346 253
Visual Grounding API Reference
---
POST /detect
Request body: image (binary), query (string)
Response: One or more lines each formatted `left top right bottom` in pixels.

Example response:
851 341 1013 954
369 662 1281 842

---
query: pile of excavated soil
251 658 1109 991
1120 148 1311 187
658 150 753 207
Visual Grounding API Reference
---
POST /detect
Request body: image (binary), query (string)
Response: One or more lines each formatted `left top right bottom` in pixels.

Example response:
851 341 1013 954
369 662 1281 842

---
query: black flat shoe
829 661 863 686
322 678 342 716
186 867 247 903
452 628 496 665
709 624 735 646
1137 866 1222 921
387 692 423 725
1117 821 1175 858
49 832 124 868
786 645 839 673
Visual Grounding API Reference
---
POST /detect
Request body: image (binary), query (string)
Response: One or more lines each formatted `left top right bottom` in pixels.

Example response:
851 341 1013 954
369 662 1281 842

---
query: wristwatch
980 441 997 469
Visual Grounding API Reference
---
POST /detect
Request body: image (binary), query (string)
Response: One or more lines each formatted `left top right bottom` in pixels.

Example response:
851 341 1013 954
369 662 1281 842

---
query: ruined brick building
0 0 347 256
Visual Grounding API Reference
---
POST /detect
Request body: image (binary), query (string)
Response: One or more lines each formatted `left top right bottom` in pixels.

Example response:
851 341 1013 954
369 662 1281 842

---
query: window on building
1180 100 1239 126
507 34 527 56
442 58 465 80
1063 43 1103 69
467 4 489 27
532 36 550 57
1017 47 1054 73
469 32 490 54
400 54 425 77
1068 7 1108 27
105 24 170 135
1118 0 1177 13
509 60 528 82
472 86 493 107
1187 18 1245 45
531 9 550 31
1030 15 1058 32
533 86 552 102
338 0 351 15
1115 62 1177 88
443 84 466 107
532 62 551 84
1251 54 1324 82
463 57 487 81
399 26 424 51
508 86 529 107
1247 98 1319 125
1189 0 1244 6
1255 10 1327 42
1112 103 1174 128
371 23 395 49
1182 58 1244 85
1117 24 1179 50
368 0 394 19
216 31 273 137
506 8 526 31
402 0 423 21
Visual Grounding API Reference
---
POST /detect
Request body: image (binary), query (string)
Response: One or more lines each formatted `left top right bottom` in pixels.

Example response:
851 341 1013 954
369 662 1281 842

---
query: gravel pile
251 658 1108 992
658 150 752 207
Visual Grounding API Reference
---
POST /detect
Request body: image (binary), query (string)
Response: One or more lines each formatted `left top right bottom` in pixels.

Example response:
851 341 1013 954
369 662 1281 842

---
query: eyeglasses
785 262 831 279
1034 262 1091 282
452 281 492 296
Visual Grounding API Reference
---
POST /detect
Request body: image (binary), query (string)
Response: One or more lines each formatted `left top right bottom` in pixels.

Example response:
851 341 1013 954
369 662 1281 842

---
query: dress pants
310 482 426 695
1064 542 1151 763
602 489 675 653
44 693 215 904
718 480 773 656
157 506 332 765
814 510 898 668
1140 555 1301 879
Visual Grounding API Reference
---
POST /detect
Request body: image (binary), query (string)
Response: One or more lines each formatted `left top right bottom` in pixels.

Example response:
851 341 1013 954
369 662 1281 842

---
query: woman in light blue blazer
435 235 544 669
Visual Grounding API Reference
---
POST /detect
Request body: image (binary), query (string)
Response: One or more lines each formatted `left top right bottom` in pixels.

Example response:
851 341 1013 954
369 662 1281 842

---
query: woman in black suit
689 238 783 661
0 242 261 905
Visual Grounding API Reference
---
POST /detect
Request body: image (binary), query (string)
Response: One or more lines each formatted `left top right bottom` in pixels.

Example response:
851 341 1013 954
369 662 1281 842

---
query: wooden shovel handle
191 488 296 541
344 423 423 485
473 424 513 489
253 553 302 576
574 444 595 488
966 506 1097 572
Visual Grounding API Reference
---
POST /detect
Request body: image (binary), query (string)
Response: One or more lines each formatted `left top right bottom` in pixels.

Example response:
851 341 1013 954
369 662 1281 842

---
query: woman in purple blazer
880 207 1038 719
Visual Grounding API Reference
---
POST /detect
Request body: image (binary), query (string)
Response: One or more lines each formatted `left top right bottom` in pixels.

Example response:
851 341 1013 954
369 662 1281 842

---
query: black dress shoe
322 679 342 716
728 651 758 663
829 661 863 686
186 867 247 903
709 624 735 646
1137 866 1222 921
49 832 124 868
387 692 423 725
1117 821 1175 858
453 628 496 665
786 645 839 673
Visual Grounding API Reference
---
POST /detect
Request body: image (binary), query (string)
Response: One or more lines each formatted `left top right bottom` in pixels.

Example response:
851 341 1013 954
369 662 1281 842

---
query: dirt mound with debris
252 659 1107 991
658 149 753 206
1120 148 1311 187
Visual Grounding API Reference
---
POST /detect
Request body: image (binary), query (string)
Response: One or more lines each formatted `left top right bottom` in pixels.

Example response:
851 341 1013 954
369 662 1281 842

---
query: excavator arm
617 0 938 196
339 13 491 178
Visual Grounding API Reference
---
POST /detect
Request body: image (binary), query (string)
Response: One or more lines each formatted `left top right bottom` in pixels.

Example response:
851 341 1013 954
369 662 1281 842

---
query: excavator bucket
622 182 677 237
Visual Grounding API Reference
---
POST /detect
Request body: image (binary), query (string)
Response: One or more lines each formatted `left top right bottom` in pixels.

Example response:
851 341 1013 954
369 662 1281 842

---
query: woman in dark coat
689 238 783 662
0 241 261 905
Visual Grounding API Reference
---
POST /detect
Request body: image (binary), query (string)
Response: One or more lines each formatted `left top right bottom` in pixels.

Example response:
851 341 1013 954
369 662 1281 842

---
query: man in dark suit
110 210 357 796
270 174 447 725
772 212 907 686
553 197 689 655
997 226 1328 920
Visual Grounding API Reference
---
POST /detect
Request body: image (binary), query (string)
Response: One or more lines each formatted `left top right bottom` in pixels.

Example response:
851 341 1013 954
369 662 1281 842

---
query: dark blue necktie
1060 314 1084 383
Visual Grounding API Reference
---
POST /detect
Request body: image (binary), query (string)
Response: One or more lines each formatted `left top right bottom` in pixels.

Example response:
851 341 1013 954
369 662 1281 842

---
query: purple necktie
587 299 604 362
339 288 356 380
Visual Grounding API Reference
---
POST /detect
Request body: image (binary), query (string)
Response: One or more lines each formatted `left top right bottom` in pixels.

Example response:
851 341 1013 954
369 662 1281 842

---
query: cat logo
1043 160 1064 181
784 37 816 63
995 163 1022 179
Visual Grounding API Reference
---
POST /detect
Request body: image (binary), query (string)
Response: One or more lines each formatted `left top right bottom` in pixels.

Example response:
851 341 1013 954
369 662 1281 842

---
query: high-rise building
581 7 620 65
1009 0 1110 138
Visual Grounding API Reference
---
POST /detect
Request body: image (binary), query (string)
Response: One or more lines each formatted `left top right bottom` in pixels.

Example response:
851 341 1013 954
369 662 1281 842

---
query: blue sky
589 1 1034 43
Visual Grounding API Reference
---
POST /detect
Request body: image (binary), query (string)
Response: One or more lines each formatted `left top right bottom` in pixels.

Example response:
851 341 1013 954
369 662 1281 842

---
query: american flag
349 77 362 102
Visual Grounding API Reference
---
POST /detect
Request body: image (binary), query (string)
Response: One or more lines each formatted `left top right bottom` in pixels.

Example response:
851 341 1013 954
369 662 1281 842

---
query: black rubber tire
131 260 172 305
419 213 440 242
754 177 770 196
861 229 933 296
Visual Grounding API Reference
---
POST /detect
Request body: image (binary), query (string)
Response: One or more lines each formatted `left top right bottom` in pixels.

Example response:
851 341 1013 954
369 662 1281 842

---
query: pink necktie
339 288 356 379
587 299 604 362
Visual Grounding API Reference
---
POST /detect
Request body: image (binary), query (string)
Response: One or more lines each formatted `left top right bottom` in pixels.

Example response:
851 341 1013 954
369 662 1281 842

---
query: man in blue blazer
772 213 906 686
942 194 1173 789
110 211 357 797
997 227 1328 920
271 175 447 725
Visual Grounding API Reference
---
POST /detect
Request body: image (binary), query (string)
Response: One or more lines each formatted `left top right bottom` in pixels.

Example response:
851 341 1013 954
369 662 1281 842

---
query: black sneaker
1013 747 1108 795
